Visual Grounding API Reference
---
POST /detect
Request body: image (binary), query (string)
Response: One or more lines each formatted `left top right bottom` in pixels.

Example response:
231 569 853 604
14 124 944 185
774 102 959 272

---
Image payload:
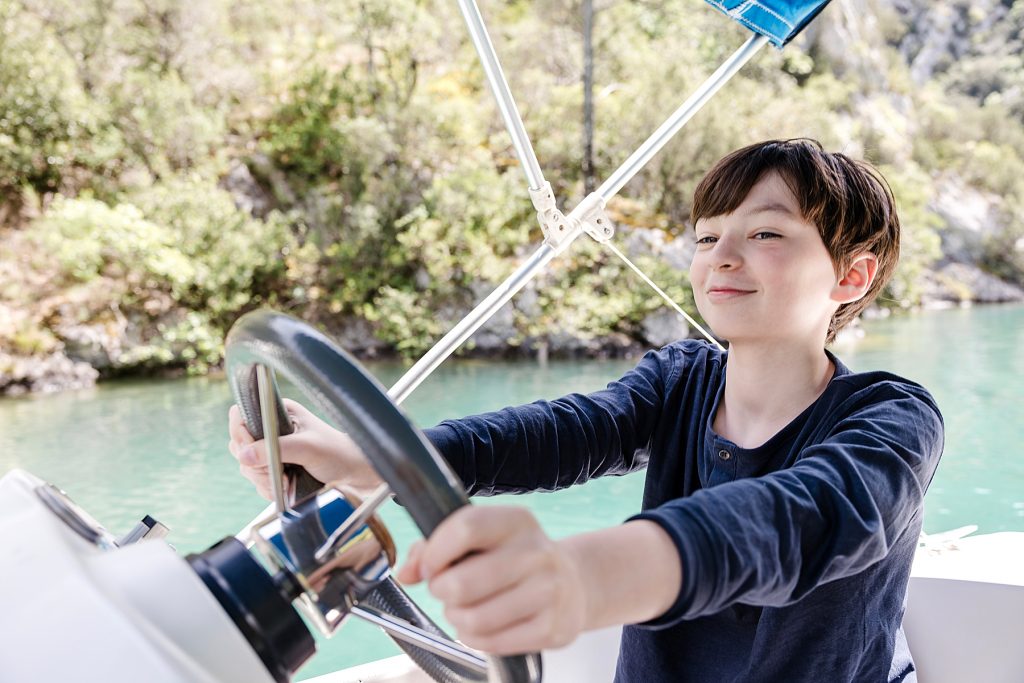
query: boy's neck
715 341 835 449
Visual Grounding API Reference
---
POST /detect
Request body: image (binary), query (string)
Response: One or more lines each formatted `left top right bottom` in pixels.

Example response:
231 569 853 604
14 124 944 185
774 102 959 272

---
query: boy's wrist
557 520 682 630
557 534 602 632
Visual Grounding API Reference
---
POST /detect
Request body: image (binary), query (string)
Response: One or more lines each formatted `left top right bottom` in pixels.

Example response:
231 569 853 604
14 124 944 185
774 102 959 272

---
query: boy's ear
831 252 878 304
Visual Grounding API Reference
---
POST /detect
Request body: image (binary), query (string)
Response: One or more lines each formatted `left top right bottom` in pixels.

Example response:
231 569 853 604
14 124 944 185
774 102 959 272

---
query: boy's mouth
706 286 756 300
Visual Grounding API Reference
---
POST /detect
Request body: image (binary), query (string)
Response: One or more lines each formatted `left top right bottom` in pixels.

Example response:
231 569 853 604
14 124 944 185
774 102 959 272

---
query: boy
230 139 943 681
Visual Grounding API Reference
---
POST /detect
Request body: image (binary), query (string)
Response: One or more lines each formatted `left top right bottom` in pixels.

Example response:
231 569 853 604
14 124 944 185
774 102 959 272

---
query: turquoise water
1 303 1022 678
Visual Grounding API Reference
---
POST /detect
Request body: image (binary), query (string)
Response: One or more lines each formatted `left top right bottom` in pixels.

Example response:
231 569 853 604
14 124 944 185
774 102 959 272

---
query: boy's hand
396 506 587 655
228 398 383 500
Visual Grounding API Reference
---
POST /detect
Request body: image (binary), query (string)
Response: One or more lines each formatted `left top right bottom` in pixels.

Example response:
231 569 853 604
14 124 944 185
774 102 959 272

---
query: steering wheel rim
225 309 542 683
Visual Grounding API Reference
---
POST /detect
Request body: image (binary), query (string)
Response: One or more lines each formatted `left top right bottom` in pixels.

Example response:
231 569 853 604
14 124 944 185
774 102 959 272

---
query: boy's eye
752 231 781 240
696 235 718 244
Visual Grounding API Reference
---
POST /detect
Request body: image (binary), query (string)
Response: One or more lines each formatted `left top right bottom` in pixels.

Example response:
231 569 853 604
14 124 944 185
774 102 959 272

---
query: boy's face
690 172 840 346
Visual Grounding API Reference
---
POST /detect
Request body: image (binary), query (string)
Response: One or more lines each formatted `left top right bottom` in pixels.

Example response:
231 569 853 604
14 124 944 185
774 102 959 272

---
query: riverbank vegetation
2 0 1023 394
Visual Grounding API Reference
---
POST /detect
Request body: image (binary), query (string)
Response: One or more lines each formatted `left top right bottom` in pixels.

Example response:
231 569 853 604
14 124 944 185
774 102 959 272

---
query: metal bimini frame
228 15 809 680
241 0 770 546
388 3 766 404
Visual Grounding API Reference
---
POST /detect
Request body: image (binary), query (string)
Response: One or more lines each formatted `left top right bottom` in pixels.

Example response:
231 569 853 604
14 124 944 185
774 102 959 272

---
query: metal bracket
116 515 169 546
530 185 614 252
529 182 574 250
575 191 614 244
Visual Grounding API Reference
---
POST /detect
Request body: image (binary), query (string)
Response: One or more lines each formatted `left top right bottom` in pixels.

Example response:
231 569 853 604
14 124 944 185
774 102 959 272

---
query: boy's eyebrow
695 201 803 227
744 202 799 217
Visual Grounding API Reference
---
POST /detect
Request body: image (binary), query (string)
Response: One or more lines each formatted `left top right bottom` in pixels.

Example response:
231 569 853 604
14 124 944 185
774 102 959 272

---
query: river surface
1 303 1022 679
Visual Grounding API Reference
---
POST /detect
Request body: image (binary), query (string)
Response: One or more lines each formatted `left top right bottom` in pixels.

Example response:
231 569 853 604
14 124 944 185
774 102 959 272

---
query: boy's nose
710 235 742 270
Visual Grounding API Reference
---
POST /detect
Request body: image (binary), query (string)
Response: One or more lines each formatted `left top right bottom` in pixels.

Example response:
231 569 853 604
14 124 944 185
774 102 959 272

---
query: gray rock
620 226 666 261
641 309 690 348
614 224 693 273
544 329 599 355
514 285 542 319
801 0 890 83
596 332 641 359
930 175 1005 264
323 316 388 358
247 152 297 207
221 159 274 218
0 351 98 396
469 300 517 353
922 262 1024 305
891 0 1004 85
57 322 123 369
414 267 432 291
661 233 696 273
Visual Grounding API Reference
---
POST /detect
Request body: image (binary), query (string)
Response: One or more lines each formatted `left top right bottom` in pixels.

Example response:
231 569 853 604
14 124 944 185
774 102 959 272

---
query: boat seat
905 531 1024 683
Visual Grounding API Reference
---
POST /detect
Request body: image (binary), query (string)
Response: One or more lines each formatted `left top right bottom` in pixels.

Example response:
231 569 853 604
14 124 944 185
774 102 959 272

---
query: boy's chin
715 326 828 349
707 324 775 346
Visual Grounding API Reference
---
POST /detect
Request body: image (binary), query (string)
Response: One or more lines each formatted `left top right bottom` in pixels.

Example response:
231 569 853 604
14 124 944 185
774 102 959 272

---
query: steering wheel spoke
351 604 489 675
315 481 393 563
254 364 292 513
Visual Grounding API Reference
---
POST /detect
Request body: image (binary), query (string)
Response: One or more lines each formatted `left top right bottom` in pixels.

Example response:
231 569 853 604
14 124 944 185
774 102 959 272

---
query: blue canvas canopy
705 0 832 47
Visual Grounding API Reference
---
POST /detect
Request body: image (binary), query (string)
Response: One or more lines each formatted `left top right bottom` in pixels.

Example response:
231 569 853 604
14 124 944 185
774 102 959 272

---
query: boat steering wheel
225 310 542 683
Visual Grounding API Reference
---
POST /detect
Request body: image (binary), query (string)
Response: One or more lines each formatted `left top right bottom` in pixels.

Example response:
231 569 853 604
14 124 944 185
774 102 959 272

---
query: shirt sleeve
423 345 680 496
632 381 944 625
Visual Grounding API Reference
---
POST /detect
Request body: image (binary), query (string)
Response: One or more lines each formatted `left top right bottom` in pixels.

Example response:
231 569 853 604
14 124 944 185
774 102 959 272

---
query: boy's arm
634 382 944 623
396 505 682 655
424 345 680 496
561 519 683 630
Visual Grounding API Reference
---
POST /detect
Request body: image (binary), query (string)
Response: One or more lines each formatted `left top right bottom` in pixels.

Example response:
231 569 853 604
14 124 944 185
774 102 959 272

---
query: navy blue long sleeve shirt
423 340 944 682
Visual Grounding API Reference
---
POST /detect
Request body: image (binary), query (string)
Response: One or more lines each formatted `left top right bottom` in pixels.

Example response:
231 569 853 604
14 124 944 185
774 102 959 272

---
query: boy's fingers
238 463 272 500
230 440 264 466
428 543 529 606
445 574 552 640
281 397 306 416
280 398 309 430
396 540 426 584
419 507 533 579
460 610 552 656
229 432 306 468
228 405 255 446
258 432 319 468
276 432 316 465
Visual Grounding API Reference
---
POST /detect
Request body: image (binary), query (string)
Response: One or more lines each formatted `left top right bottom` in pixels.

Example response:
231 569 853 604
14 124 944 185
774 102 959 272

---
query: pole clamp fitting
575 192 614 244
530 182 574 251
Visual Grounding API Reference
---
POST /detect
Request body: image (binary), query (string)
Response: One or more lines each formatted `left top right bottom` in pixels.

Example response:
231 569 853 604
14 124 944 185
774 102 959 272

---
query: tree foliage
1 0 1022 378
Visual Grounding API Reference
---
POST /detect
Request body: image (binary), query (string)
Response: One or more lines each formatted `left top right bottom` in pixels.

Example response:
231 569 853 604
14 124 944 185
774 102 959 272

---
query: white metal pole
388 243 559 404
597 34 769 201
238 32 769 533
456 0 546 191
389 36 767 403
385 34 770 405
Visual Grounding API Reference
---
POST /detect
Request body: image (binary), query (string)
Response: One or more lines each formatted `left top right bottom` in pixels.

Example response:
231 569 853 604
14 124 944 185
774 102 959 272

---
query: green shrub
30 177 296 371
128 176 295 321
37 197 182 285
981 202 1024 286
0 3 85 201
879 163 944 307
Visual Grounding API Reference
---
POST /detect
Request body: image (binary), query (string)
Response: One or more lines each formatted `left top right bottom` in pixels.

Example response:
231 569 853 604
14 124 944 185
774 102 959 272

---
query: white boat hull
312 532 1024 683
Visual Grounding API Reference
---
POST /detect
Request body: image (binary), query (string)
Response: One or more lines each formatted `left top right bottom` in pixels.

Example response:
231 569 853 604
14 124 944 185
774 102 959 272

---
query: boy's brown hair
690 139 900 344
